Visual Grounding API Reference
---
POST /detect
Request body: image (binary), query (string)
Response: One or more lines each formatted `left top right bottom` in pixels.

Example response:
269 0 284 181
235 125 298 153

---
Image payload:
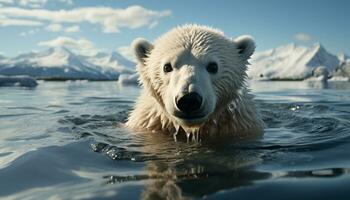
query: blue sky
0 0 349 58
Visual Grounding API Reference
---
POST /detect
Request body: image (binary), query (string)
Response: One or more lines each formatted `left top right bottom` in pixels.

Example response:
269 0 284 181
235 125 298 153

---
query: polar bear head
132 24 255 128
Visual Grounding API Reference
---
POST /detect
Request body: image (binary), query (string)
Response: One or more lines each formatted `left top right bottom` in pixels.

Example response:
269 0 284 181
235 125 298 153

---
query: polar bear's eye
163 63 173 73
206 62 218 74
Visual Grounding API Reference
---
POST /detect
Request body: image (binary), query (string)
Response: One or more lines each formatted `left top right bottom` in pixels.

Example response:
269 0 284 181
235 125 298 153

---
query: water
1 80 350 200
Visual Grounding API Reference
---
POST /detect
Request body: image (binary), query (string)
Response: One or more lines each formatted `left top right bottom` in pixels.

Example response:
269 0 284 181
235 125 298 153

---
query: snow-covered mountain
0 47 135 80
334 59 350 79
338 52 350 63
86 51 135 74
0 43 346 81
248 43 340 80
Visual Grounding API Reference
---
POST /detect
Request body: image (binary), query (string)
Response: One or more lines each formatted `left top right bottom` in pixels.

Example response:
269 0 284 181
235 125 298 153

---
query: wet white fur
126 24 264 136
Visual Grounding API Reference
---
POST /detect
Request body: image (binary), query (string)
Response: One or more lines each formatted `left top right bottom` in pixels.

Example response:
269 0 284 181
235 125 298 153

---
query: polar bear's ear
132 38 153 64
233 35 256 60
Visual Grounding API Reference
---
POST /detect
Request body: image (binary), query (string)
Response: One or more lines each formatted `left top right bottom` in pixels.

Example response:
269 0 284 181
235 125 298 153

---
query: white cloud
0 5 171 32
59 0 73 5
19 0 47 8
117 45 135 61
0 0 74 8
45 23 80 33
294 33 312 42
19 28 38 36
45 23 62 32
17 0 73 8
38 36 99 56
0 16 42 26
64 25 79 33
0 0 13 4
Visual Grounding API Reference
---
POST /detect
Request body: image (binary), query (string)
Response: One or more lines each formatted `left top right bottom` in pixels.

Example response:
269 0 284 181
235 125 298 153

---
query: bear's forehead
154 25 230 52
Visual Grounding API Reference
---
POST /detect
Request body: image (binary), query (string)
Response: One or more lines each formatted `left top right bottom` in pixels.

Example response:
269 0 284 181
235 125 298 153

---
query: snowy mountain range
0 43 348 81
248 43 342 80
0 47 135 80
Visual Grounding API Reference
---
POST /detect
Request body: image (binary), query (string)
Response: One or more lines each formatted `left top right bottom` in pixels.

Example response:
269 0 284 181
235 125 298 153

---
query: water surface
1 80 350 199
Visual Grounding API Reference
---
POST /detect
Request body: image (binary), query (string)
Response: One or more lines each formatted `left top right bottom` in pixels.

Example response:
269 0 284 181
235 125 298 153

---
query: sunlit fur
126 24 264 137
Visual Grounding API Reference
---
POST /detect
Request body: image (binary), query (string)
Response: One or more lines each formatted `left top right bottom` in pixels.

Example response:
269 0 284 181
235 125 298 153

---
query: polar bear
126 24 264 139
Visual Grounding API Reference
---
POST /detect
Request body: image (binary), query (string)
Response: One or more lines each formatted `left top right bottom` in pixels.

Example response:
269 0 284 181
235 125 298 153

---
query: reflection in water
89 128 267 199
103 165 350 199
104 163 271 200
100 143 268 199
306 79 328 89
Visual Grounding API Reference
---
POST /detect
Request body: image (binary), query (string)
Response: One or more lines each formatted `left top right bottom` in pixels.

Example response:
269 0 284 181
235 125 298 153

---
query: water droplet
173 132 178 142
90 142 108 152
186 132 190 143
290 105 300 111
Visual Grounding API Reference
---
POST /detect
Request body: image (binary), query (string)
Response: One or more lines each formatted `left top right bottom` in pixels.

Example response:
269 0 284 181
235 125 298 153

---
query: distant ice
334 59 350 79
117 73 139 86
329 76 349 82
338 52 350 63
0 75 38 87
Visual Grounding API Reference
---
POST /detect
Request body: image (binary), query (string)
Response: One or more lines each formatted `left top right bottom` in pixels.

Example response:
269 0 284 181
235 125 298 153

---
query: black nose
176 92 202 113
